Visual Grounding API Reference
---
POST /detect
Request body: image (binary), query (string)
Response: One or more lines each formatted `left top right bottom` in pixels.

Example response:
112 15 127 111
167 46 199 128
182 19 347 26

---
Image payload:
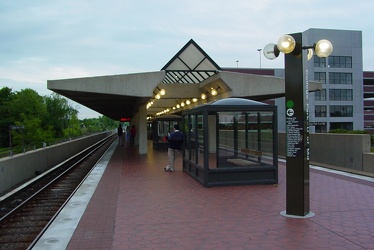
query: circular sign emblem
286 100 294 108
286 108 294 116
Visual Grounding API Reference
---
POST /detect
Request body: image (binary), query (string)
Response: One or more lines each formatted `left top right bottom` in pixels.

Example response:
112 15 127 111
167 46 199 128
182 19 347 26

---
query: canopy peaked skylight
161 39 221 84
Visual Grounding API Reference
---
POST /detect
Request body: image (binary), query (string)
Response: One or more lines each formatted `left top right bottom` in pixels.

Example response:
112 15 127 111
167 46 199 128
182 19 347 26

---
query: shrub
329 129 368 134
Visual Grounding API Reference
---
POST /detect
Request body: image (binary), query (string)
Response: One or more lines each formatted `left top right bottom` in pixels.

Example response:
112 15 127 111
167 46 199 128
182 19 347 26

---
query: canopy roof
47 39 322 121
161 39 221 84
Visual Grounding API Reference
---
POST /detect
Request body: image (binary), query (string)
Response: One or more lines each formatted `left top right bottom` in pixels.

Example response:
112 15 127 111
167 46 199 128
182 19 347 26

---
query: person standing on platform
164 124 183 172
117 123 124 146
130 125 136 146
125 125 130 142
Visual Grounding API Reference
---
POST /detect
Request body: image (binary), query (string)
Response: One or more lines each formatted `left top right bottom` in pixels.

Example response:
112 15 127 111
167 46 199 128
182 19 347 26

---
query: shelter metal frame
182 98 278 187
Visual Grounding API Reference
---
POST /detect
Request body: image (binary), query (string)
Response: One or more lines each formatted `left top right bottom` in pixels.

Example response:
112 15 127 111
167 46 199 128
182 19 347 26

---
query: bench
227 148 262 167
198 146 204 154
240 148 262 158
227 158 259 166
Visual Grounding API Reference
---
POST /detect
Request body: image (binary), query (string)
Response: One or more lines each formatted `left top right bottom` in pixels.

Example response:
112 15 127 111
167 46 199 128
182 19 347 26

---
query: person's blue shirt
168 130 183 150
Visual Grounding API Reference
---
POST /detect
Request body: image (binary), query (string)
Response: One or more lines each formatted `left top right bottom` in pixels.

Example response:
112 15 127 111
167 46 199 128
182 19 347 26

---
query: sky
1 0 374 119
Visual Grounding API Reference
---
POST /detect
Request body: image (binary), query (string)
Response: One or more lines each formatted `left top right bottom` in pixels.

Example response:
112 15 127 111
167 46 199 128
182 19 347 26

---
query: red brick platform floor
66 142 374 250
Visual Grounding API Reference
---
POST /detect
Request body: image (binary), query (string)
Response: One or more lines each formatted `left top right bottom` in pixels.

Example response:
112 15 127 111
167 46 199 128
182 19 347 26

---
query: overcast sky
1 0 373 118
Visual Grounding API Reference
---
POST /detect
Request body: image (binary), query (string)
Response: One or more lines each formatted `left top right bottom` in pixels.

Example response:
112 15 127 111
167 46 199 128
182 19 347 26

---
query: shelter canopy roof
47 39 322 120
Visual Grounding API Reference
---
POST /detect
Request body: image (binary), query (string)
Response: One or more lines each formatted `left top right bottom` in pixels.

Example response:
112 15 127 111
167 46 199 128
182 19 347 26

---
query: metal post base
280 210 315 219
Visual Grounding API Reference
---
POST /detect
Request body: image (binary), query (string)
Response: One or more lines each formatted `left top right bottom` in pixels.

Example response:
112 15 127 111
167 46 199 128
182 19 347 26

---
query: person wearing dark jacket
164 124 183 172
117 124 124 146
130 125 136 146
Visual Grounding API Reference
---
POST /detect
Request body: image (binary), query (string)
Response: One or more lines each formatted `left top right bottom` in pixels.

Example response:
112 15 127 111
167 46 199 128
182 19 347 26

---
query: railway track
0 134 116 250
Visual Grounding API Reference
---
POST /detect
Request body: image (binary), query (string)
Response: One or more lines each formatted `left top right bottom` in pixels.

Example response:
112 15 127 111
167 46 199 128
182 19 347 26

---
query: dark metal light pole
284 33 310 216
263 33 333 217
257 49 262 68
9 125 25 156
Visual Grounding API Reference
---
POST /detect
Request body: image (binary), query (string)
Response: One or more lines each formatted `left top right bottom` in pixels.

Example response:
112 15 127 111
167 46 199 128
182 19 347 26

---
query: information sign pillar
284 33 311 216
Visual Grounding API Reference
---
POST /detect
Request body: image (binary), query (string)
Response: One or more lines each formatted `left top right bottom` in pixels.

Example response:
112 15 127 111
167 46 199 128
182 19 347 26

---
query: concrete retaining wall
2 131 372 194
0 132 113 194
278 133 373 174
363 153 374 173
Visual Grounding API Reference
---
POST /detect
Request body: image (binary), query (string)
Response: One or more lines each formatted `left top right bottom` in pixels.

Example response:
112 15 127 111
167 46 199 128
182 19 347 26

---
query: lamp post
263 33 333 217
9 125 25 156
257 48 262 68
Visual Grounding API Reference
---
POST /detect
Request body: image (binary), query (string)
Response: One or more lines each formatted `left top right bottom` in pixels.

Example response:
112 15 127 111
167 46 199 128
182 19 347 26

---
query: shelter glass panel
152 116 182 150
158 121 170 142
185 114 198 163
260 112 274 165
216 112 236 169
215 111 271 169
183 115 191 160
197 114 204 167
182 98 278 187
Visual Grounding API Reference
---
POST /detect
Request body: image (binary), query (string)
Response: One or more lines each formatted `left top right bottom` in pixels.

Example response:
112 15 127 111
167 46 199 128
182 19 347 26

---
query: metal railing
1 131 115 158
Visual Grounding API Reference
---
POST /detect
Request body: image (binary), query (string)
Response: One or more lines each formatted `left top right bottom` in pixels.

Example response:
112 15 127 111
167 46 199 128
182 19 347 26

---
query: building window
330 105 353 117
329 73 352 84
314 56 326 67
315 89 326 101
330 122 353 130
328 56 352 68
314 72 326 84
315 125 327 133
329 89 353 101
315 105 327 117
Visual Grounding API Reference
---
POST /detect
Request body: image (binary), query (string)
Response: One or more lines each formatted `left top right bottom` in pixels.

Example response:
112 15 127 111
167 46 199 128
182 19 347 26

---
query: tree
0 87 15 147
100 116 118 130
8 89 52 146
81 116 117 134
1 86 116 153
63 107 81 138
44 93 76 138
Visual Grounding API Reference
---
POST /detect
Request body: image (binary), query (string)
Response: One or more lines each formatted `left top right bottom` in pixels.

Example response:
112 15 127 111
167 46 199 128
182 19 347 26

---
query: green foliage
8 89 53 146
0 86 117 153
12 115 54 146
81 116 117 133
329 129 369 134
9 89 48 122
63 112 82 138
44 93 73 138
0 87 15 147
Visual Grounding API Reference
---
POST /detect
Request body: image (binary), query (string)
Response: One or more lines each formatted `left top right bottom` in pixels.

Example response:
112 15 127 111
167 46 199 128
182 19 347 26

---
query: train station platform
32 140 374 250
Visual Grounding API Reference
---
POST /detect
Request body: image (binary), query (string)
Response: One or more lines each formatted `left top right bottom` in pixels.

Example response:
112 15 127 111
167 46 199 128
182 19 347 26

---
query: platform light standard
9 125 25 156
257 48 262 68
263 33 333 217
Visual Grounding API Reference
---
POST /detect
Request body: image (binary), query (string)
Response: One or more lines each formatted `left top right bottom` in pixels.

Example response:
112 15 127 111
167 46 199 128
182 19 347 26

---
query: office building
224 28 364 133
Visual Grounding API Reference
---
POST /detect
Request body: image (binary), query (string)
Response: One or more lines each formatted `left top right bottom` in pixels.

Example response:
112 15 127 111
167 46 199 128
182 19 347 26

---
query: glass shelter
152 114 182 150
182 98 278 187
